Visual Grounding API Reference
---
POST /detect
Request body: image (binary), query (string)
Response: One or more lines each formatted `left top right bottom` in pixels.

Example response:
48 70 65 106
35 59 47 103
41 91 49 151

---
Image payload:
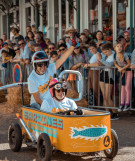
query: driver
28 46 74 109
40 78 79 113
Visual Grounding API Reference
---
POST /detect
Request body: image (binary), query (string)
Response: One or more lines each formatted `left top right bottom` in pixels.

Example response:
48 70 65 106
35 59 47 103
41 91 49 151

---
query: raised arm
55 46 74 70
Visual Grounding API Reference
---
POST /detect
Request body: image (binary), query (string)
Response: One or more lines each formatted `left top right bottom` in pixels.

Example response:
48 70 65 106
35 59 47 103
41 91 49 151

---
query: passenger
41 78 78 113
28 46 75 110
114 43 131 111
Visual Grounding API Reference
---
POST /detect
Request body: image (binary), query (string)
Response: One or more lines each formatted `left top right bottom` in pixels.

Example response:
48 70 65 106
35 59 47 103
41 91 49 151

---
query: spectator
6 39 13 49
114 42 131 111
83 29 92 43
43 46 50 58
57 39 65 47
50 51 59 64
25 26 32 42
117 35 130 53
2 34 7 42
69 43 89 80
34 32 46 49
95 30 106 52
23 41 35 77
2 42 16 58
58 43 69 69
26 31 34 42
1 49 13 84
11 45 21 64
45 38 51 47
11 28 24 45
34 44 42 52
18 39 26 65
97 43 119 120
32 25 36 35
65 26 78 48
79 33 89 44
48 43 56 55
0 39 3 49
84 42 100 105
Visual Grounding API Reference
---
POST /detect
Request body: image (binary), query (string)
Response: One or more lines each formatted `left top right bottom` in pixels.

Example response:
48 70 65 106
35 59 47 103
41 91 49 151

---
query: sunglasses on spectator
49 47 55 50
14 48 20 51
45 51 49 53
59 48 65 52
18 43 24 46
37 62 49 67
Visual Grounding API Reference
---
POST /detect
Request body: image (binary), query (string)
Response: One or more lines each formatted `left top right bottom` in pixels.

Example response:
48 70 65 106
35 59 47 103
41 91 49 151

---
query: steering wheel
56 109 83 115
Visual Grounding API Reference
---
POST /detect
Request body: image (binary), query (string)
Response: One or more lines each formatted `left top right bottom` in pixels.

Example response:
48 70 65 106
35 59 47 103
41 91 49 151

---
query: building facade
0 0 132 44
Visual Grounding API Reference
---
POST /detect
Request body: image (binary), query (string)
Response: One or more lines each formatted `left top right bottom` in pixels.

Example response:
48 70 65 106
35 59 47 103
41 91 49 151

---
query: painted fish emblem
70 125 107 141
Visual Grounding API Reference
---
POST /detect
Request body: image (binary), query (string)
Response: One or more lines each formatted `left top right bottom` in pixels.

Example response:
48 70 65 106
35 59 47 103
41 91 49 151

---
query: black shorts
100 70 114 84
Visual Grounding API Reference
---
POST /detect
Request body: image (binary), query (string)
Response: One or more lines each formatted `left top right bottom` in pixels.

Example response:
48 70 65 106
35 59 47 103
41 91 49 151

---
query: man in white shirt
28 46 74 109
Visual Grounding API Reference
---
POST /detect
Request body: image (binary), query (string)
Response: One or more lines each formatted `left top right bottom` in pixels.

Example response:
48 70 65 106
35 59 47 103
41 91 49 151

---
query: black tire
37 133 52 161
104 129 119 159
8 123 22 152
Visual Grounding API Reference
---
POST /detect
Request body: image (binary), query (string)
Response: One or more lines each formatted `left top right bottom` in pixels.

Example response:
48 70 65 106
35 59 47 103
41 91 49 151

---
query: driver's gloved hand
76 109 83 115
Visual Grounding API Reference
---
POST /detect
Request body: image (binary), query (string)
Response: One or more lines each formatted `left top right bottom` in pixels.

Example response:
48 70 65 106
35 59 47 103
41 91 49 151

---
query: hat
116 35 125 42
2 42 8 47
124 30 130 34
99 41 106 47
65 26 76 34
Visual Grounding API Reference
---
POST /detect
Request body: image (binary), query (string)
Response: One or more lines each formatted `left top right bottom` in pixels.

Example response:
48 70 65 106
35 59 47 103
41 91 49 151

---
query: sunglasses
37 61 49 67
49 47 55 50
18 43 24 46
59 48 65 52
14 48 20 51
45 51 49 53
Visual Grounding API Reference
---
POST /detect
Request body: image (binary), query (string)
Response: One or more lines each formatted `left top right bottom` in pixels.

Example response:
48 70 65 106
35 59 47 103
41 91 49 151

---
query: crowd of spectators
0 25 135 120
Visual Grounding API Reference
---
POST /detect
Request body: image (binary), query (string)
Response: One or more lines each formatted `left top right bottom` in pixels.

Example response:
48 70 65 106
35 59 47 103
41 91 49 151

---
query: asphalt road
0 112 135 161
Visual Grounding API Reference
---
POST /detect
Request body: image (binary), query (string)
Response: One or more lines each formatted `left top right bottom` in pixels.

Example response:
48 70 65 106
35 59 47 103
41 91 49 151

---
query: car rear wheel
8 123 22 152
104 129 119 159
37 133 52 161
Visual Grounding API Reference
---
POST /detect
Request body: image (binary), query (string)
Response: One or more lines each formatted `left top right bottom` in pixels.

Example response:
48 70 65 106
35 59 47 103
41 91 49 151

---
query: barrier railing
83 66 135 111
0 61 135 111
0 62 32 85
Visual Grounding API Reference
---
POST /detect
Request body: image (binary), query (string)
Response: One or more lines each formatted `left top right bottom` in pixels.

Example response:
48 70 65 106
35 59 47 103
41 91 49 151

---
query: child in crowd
97 43 119 120
114 43 131 111
1 49 11 68
49 50 63 76
49 51 59 64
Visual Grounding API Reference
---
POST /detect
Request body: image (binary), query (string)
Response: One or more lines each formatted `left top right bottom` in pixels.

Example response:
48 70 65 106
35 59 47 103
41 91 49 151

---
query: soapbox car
7 70 119 161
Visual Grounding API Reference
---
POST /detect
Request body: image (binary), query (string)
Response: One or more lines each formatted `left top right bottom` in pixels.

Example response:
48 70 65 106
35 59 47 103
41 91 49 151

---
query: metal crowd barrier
83 66 135 111
0 62 33 85
0 61 135 112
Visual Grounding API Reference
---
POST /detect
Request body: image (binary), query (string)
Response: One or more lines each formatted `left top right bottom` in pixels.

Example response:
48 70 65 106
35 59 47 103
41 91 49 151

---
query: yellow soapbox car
7 70 118 161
